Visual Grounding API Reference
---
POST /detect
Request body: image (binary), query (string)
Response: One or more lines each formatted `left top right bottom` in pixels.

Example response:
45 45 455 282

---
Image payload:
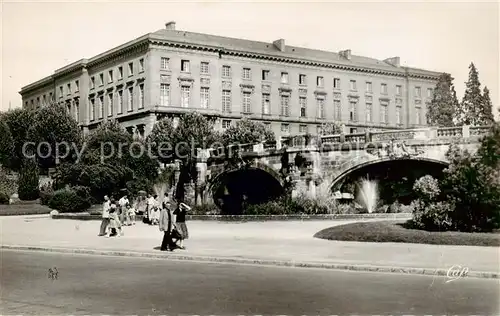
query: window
117 90 123 114
381 83 388 94
396 107 402 125
299 125 308 134
366 82 372 93
42 95 46 106
366 102 372 122
49 92 53 102
281 72 289 84
242 68 251 80
107 93 113 116
128 63 134 76
317 98 325 119
427 88 433 98
242 91 252 113
181 60 190 72
108 70 113 83
161 57 169 70
36 97 40 108
98 95 104 119
380 102 388 123
200 87 210 108
280 95 290 116
299 74 306 85
262 93 270 114
333 78 341 89
90 98 95 121
74 99 79 121
222 65 231 78
396 85 402 96
90 77 95 89
317 76 324 88
59 86 64 97
67 83 71 95
222 90 231 112
127 87 133 111
334 100 341 120
262 70 270 81
200 62 209 74
299 97 307 117
139 84 144 109
139 59 144 72
180 86 190 108
416 108 421 125
350 128 357 134
222 120 231 129
350 80 357 91
281 123 290 134
415 86 421 98
160 84 170 106
118 66 123 80
349 100 357 121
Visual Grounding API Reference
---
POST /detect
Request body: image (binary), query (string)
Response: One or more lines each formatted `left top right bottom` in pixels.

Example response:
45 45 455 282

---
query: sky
1 0 499 119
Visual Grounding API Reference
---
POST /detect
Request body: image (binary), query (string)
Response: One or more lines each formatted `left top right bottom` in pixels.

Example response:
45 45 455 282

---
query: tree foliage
426 73 458 127
17 158 40 201
28 103 83 169
1 108 36 171
457 63 488 126
0 115 14 168
221 118 275 146
479 87 495 125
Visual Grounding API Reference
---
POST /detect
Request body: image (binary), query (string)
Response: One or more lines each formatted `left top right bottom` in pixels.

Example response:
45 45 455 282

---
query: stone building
19 21 441 139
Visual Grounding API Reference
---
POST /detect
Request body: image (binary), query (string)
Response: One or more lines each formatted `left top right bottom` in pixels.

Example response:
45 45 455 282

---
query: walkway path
1 215 498 278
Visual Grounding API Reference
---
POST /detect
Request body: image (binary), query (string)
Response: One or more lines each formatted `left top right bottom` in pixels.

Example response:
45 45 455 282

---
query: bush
413 175 440 202
241 195 355 215
191 203 218 215
17 159 40 201
39 182 54 206
0 191 10 204
410 201 455 231
0 169 17 197
48 186 92 213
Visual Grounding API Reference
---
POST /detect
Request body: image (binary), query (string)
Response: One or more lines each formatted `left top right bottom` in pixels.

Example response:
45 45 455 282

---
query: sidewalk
1 215 498 278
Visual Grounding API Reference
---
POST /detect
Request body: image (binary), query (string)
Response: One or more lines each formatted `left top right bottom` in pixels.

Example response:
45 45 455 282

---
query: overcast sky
1 0 498 119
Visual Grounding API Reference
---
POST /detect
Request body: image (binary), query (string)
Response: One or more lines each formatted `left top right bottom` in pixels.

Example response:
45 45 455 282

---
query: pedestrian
108 200 123 237
145 194 155 225
98 195 111 236
118 194 130 225
159 201 177 251
174 202 191 249
127 203 137 225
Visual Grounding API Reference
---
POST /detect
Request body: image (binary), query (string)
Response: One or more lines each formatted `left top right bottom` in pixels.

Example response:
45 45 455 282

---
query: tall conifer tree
426 73 458 126
479 86 495 125
458 63 483 125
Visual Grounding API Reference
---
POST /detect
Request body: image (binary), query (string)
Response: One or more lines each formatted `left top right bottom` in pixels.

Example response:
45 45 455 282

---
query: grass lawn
314 220 500 247
0 203 52 216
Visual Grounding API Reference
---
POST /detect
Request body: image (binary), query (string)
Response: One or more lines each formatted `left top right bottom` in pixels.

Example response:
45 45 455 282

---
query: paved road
1 250 498 315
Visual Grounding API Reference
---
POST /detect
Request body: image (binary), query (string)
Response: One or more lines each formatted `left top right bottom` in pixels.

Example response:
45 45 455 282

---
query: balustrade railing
437 126 462 138
345 133 366 143
470 125 490 136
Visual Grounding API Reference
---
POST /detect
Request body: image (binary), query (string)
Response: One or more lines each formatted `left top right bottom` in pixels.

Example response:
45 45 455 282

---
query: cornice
87 40 149 70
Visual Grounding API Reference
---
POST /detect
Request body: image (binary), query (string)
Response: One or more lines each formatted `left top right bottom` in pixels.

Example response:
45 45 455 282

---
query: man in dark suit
159 200 177 251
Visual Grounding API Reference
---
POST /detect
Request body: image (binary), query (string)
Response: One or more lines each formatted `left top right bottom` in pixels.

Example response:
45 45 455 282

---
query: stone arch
329 156 449 191
206 161 285 212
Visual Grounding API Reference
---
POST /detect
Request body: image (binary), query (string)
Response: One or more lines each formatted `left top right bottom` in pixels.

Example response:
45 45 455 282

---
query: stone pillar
462 125 470 138
253 143 264 153
429 127 438 139
276 138 282 150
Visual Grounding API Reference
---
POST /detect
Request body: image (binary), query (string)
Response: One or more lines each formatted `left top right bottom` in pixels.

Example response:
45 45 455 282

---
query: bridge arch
207 161 284 213
329 157 449 202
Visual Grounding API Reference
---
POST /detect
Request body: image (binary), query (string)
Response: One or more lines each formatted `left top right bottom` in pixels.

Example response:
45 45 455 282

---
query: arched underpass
331 158 448 205
211 168 284 215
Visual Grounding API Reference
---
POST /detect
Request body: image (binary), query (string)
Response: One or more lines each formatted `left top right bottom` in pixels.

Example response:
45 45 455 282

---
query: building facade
20 21 441 139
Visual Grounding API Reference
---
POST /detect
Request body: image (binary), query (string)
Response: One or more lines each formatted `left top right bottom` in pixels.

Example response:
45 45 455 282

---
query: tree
28 103 83 169
457 63 483 126
1 108 35 171
478 87 495 125
427 73 458 126
0 115 14 168
221 118 275 146
147 113 218 203
17 158 40 201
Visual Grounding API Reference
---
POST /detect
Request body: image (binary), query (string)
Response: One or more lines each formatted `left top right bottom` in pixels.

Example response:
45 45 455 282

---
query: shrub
191 203 218 215
39 182 54 206
410 201 455 231
17 159 40 201
0 191 10 204
413 175 440 202
0 169 17 197
48 186 92 213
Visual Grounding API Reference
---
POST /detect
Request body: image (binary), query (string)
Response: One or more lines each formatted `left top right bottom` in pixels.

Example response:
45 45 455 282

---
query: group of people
97 192 190 251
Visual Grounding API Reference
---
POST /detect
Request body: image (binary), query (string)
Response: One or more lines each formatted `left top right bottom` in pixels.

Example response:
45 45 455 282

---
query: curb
2 245 498 280
51 213 413 221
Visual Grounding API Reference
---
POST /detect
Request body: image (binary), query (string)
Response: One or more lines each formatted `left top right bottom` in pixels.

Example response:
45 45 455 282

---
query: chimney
273 39 286 52
339 49 352 60
384 56 400 67
165 21 176 30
